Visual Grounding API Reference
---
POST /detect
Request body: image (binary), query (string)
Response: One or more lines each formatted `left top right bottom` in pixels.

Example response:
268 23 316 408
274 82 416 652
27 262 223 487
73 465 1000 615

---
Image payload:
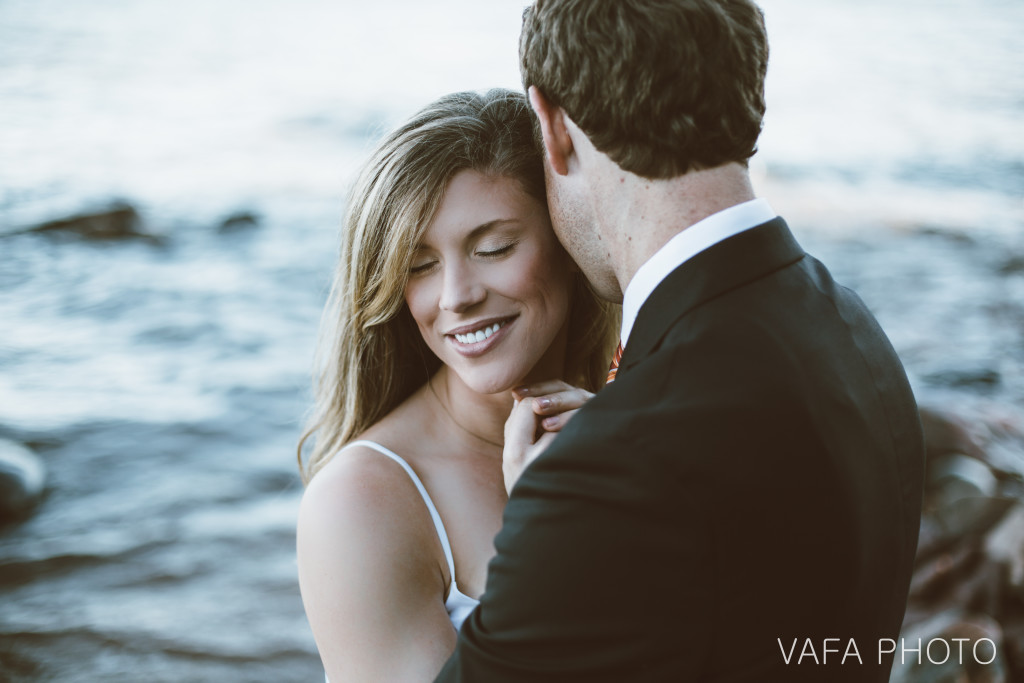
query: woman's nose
438 263 486 312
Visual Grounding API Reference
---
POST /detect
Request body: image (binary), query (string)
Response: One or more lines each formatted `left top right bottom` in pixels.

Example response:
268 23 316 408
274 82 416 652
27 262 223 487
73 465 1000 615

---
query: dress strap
341 440 457 582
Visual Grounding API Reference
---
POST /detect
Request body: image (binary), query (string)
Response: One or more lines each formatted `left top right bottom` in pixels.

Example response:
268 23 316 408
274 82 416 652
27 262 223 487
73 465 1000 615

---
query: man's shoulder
621 307 804 408
552 334 801 481
638 248 897 384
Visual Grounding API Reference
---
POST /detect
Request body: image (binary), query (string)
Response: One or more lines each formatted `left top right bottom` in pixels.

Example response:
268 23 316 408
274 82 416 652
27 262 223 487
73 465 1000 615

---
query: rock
915 225 976 244
984 504 1024 603
0 439 46 520
998 255 1024 275
909 545 978 606
919 403 1024 482
916 435 1012 563
922 367 1002 390
919 407 987 460
977 412 1024 482
916 494 1014 568
1002 619 1024 681
217 210 261 234
929 453 999 504
905 406 1024 682
892 614 1008 683
26 202 161 243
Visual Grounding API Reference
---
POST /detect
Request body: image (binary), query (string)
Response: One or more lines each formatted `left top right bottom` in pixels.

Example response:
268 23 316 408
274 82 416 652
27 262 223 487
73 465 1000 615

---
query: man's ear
528 86 571 176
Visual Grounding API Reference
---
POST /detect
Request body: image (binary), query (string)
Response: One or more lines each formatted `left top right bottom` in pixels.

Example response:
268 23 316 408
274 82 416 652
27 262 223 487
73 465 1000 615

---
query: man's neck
594 162 756 293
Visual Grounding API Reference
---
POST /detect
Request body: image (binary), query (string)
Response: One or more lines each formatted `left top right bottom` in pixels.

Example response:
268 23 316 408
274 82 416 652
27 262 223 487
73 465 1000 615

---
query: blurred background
1 0 1021 680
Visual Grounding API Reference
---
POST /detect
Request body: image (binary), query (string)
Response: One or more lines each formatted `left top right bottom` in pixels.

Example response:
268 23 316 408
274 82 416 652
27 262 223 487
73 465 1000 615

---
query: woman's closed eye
476 241 517 258
409 240 518 274
410 259 437 275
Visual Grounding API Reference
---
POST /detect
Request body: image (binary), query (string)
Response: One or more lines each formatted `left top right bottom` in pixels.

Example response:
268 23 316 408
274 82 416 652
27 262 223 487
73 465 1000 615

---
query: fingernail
514 386 530 396
543 416 558 428
537 397 551 410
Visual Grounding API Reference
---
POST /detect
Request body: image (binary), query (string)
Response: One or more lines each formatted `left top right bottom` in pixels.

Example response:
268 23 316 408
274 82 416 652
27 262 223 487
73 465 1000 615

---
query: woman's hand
502 381 595 494
515 380 594 432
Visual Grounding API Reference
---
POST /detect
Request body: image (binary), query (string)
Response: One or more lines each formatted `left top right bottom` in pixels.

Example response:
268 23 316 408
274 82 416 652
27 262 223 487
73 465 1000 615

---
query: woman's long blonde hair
298 89 619 483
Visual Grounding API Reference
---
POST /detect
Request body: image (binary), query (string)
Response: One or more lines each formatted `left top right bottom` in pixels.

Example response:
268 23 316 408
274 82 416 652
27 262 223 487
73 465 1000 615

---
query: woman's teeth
454 322 503 345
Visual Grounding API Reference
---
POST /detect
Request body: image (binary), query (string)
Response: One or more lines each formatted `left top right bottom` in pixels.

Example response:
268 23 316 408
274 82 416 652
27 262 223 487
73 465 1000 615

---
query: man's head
519 0 769 297
520 0 768 179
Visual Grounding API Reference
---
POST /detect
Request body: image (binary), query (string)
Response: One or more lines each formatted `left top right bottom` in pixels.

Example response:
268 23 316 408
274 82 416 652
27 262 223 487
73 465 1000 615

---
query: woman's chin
466 380 517 396
460 369 525 397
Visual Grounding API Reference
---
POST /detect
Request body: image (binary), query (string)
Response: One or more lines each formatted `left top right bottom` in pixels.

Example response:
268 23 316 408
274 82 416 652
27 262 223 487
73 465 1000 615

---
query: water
1 1 1022 680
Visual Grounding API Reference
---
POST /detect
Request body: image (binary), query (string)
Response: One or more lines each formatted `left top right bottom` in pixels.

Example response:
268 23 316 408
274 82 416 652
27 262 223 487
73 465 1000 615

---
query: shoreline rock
0 439 46 521
217 210 261 234
20 202 163 243
901 406 1024 682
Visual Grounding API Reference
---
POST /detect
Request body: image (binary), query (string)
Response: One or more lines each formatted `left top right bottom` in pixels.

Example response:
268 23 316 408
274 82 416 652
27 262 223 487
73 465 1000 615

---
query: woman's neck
429 366 512 454
426 319 570 455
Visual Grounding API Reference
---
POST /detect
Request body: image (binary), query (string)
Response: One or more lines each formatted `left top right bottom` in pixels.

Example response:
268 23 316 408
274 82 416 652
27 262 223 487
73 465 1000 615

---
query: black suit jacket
435 218 925 682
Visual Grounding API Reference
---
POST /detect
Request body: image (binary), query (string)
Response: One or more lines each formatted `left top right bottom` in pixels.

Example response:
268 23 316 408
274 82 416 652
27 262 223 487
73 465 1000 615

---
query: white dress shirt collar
619 198 776 345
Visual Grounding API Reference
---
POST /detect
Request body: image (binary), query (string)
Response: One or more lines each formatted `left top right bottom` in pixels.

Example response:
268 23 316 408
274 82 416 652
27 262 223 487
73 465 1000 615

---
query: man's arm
436 396 716 682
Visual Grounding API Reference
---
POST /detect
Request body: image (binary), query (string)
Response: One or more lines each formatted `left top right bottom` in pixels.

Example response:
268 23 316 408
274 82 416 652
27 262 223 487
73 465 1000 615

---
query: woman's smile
446 315 518 357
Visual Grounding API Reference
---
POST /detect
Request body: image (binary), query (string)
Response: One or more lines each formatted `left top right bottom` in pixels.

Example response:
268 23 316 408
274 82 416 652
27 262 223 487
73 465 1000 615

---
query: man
436 1 925 681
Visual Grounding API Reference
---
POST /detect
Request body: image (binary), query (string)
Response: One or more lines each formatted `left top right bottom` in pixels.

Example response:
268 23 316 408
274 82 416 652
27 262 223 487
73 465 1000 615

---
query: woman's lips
446 316 517 358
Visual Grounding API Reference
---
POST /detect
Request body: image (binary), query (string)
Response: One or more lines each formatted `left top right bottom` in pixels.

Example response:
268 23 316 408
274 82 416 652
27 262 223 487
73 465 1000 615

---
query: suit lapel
618 217 805 374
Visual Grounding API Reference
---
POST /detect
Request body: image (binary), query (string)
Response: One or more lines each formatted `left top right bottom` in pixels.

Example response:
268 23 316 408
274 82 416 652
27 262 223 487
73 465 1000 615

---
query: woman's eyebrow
467 218 518 240
415 218 519 251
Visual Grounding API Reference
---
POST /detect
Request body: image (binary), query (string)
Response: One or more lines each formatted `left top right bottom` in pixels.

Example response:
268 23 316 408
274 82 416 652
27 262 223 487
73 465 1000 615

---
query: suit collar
618 217 805 373
620 198 776 345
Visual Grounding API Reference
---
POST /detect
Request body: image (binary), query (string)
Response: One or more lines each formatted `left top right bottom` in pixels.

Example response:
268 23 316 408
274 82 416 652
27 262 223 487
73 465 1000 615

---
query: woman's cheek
404 280 437 330
508 242 552 286
516 253 572 320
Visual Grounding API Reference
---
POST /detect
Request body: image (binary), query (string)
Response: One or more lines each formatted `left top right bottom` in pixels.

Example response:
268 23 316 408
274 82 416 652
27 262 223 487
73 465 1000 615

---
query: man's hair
520 0 769 179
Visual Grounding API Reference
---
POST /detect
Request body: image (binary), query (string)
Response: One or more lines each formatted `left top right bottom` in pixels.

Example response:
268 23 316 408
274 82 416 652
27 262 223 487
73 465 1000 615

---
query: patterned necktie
606 341 624 384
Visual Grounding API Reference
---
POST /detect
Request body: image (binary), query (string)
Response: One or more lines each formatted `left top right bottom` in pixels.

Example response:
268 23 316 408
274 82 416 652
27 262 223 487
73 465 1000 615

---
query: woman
296 89 618 682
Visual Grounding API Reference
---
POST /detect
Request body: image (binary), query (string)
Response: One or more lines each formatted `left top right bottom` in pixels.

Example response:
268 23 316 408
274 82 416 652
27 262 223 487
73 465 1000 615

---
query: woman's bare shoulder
297 384 442 568
296 440 455 680
299 443 425 542
296 442 447 617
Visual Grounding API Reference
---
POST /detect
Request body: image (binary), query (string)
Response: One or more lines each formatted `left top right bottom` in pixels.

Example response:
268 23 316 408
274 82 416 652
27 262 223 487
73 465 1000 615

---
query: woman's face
404 169 574 395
